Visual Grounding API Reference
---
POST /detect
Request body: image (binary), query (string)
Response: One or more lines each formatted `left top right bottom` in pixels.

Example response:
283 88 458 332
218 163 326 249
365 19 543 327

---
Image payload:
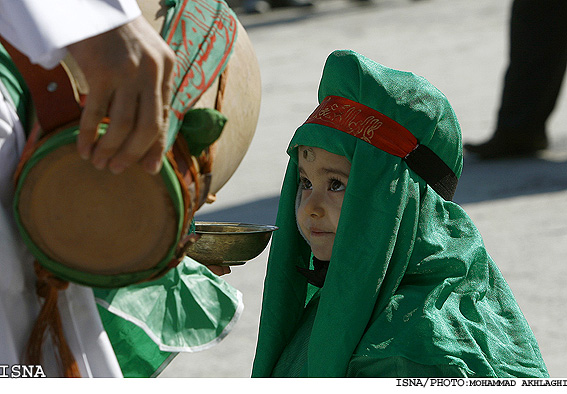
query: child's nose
303 191 325 218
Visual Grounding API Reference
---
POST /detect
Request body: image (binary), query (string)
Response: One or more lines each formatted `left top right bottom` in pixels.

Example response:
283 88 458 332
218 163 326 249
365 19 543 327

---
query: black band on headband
404 144 458 201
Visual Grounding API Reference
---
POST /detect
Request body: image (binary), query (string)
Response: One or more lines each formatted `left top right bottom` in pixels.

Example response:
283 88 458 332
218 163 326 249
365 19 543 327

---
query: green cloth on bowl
94 256 243 378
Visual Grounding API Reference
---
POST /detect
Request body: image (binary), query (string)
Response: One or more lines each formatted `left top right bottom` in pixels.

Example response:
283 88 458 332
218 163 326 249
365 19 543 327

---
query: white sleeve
0 0 141 69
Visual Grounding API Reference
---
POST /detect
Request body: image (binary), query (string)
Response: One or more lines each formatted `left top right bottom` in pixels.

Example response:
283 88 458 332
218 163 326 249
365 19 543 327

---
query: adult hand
67 16 175 175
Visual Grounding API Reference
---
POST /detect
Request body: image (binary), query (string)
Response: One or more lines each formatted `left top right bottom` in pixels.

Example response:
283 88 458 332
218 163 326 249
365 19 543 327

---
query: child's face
297 146 351 261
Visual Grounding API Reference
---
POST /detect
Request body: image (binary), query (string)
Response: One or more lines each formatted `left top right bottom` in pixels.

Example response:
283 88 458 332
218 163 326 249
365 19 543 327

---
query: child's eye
329 178 346 192
299 177 312 190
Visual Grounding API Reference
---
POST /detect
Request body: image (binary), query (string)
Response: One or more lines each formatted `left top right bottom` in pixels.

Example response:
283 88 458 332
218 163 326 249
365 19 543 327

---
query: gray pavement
159 0 567 377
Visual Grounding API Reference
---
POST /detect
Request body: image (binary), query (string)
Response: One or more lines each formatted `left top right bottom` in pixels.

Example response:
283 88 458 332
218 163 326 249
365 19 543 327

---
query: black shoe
464 132 548 159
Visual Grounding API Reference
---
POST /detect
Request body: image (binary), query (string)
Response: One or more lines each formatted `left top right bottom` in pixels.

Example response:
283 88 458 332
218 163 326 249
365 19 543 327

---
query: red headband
304 95 418 158
303 95 458 200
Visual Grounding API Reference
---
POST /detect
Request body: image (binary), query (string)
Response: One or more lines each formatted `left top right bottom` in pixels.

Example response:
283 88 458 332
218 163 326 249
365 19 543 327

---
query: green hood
252 50 548 377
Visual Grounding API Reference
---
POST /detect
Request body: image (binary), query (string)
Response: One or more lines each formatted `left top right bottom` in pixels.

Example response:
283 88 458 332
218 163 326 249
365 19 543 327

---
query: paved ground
159 0 567 378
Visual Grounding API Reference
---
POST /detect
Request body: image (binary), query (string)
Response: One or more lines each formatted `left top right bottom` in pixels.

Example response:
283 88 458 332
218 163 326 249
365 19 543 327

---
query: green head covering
252 50 548 377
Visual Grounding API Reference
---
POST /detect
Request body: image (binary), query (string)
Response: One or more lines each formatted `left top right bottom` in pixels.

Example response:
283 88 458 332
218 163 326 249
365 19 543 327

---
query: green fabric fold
179 108 227 156
94 256 243 377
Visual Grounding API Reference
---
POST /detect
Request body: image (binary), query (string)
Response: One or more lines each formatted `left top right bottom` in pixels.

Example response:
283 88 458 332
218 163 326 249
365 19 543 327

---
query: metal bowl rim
194 221 278 235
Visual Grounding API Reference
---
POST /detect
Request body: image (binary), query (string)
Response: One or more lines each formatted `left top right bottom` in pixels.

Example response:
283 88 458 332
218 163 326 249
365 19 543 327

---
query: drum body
11 0 261 288
14 126 186 288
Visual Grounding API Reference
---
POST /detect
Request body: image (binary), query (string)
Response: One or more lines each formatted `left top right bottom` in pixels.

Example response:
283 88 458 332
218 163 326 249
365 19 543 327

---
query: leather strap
0 37 82 134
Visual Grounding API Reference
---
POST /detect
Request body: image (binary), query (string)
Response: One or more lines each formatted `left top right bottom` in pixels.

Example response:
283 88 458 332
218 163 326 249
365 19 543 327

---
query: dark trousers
496 0 567 138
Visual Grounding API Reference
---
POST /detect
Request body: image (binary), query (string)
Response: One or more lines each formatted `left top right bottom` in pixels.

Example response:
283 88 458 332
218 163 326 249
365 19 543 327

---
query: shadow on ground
455 153 567 205
195 195 280 224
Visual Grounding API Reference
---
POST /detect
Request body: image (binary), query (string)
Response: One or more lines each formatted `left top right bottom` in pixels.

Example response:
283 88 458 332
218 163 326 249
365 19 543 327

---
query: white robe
0 0 141 68
0 0 142 377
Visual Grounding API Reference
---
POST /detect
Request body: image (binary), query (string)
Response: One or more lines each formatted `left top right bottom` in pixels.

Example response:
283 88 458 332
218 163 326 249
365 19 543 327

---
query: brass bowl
185 222 278 266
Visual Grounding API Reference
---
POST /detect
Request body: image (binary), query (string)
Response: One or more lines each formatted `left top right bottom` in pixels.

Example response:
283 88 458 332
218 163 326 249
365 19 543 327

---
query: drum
9 0 261 288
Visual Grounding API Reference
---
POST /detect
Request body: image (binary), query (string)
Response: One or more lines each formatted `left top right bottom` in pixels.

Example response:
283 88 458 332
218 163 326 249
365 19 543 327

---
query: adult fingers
162 49 175 108
69 16 175 174
139 134 166 175
91 84 139 172
76 86 113 161
105 66 165 174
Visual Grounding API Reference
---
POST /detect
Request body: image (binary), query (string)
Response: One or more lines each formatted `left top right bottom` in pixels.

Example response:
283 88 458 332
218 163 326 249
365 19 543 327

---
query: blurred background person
464 0 567 159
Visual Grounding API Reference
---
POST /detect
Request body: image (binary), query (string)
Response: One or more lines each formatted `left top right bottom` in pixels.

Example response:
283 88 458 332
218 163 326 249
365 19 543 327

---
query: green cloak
252 50 548 378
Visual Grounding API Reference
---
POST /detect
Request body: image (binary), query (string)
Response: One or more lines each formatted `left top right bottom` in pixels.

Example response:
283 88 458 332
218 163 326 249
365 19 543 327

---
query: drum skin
17 143 179 276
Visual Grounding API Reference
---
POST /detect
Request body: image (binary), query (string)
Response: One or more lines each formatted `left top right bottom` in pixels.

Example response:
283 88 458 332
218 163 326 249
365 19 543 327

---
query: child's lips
309 228 333 236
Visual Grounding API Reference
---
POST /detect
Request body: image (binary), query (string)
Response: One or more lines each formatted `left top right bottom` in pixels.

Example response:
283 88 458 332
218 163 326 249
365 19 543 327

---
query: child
251 50 549 378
